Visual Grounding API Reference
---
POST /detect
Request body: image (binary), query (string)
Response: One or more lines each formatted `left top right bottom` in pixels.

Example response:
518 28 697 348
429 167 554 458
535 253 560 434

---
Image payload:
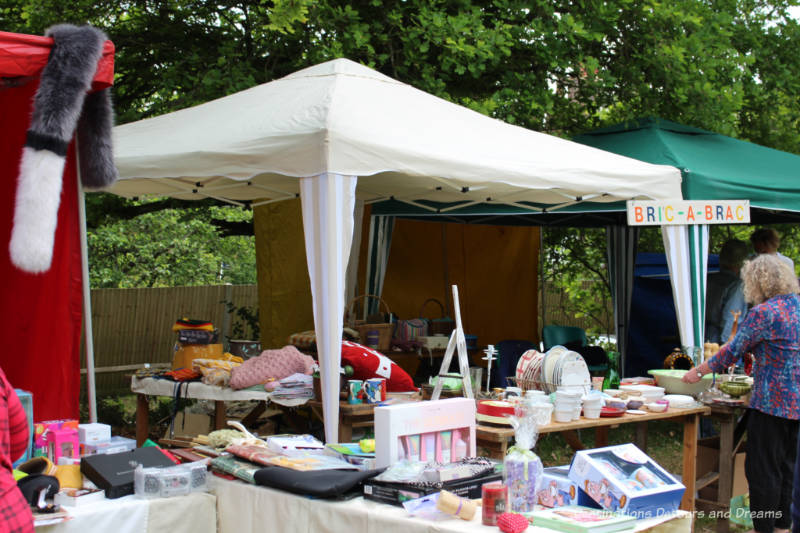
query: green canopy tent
574 116 800 356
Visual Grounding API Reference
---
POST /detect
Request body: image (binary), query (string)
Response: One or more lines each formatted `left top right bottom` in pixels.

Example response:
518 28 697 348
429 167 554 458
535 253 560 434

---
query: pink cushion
229 346 315 390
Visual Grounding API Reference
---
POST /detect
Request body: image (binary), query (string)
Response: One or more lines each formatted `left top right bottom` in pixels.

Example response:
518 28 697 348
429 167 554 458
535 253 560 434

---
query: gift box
44 428 80 463
78 423 111 445
537 466 601 508
568 443 684 518
363 469 502 506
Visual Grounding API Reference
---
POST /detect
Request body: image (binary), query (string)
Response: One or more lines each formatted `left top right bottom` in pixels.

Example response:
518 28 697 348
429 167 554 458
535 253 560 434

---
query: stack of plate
515 349 547 388
515 346 591 394
662 394 696 409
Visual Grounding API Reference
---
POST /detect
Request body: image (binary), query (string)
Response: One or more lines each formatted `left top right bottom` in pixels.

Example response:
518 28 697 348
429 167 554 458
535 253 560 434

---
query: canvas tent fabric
573 117 800 213
575 117 800 355
0 30 115 421
111 58 681 442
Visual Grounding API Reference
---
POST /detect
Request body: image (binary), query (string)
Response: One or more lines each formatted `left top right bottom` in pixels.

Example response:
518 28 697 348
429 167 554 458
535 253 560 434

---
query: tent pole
76 164 98 423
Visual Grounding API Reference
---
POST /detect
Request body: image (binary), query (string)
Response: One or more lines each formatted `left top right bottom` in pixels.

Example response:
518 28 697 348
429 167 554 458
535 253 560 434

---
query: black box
363 470 503 506
81 447 175 499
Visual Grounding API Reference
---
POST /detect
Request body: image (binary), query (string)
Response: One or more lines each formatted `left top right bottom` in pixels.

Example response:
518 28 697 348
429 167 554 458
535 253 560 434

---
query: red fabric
0 30 115 90
0 367 34 533
0 31 115 422
0 74 82 421
340 341 417 392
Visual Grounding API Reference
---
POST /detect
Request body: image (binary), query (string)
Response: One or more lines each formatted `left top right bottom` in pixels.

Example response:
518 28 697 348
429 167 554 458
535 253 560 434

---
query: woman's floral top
708 293 800 419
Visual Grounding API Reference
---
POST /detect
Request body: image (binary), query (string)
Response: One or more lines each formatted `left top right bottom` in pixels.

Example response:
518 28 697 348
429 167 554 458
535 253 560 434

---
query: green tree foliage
3 0 799 296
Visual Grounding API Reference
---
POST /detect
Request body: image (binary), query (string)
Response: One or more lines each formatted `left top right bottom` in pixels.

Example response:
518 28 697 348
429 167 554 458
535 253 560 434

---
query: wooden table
131 376 271 445
694 402 748 532
306 400 377 442
475 405 710 513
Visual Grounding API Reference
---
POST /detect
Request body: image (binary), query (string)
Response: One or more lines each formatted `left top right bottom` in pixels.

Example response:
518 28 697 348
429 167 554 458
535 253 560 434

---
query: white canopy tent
110 58 682 442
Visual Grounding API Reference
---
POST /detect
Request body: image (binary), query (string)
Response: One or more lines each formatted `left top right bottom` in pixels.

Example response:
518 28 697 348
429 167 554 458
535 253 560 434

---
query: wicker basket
347 295 393 352
354 323 394 352
346 294 391 327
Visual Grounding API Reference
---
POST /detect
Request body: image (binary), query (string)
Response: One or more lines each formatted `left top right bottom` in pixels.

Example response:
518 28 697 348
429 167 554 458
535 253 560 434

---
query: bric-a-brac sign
626 200 750 226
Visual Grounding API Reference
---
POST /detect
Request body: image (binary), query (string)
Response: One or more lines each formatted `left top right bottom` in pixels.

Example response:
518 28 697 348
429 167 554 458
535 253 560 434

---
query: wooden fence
83 284 258 395
84 282 610 396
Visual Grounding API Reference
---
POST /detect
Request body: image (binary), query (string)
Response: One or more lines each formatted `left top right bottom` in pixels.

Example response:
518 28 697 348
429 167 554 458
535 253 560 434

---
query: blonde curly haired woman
685 254 800 533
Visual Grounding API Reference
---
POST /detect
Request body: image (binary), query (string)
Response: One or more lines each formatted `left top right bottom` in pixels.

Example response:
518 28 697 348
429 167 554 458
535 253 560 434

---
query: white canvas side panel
300 173 357 443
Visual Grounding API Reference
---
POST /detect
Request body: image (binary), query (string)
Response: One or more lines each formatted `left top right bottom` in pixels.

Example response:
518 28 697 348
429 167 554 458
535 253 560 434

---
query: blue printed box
568 444 685 519
536 466 601 508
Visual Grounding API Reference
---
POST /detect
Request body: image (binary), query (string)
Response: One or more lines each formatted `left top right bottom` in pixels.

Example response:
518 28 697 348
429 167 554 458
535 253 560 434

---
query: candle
482 482 508 526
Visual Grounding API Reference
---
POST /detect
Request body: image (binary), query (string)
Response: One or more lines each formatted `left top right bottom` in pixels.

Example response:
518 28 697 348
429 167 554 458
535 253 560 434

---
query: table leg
339 418 353 443
716 413 735 533
562 430 585 451
136 394 149 446
595 426 609 447
681 413 699 511
635 422 648 451
214 401 227 430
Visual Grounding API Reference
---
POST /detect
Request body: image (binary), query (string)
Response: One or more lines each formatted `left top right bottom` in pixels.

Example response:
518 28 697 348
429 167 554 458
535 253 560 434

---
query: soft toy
229 345 315 390
340 341 416 392
10 24 117 273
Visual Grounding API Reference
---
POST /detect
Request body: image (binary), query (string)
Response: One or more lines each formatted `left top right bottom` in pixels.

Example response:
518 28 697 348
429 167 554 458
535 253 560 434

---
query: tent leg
77 180 97 422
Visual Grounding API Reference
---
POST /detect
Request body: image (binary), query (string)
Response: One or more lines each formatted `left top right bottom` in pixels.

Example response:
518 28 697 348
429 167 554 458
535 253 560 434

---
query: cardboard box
78 423 111 445
363 470 502 506
374 398 476 469
537 466 601 509
568 444 685 519
163 412 211 440
697 436 748 499
81 447 175 499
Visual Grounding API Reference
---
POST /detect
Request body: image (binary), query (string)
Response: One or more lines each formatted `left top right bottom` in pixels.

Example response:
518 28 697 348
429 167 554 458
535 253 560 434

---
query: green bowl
647 369 714 396
719 381 751 398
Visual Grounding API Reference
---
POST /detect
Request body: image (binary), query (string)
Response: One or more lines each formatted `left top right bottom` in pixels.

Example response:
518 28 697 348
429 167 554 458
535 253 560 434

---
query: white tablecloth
211 476 692 533
132 376 271 402
38 491 216 533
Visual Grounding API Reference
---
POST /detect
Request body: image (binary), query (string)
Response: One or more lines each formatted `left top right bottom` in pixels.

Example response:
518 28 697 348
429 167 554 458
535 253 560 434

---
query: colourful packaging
568 444 684 518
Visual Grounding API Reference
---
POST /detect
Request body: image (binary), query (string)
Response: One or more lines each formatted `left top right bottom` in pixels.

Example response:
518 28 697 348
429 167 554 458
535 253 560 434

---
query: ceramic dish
600 406 626 418
645 402 668 413
603 389 624 397
662 394 697 409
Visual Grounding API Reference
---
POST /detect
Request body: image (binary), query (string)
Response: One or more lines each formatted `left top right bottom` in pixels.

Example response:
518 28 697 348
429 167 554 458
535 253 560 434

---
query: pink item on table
229 346 315 390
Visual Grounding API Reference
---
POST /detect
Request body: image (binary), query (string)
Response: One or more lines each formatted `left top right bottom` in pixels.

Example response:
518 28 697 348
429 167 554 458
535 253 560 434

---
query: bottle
604 351 621 390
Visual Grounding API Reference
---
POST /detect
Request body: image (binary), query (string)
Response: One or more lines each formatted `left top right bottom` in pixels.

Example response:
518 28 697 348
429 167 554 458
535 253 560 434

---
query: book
32 507 71 526
528 505 637 533
54 488 106 507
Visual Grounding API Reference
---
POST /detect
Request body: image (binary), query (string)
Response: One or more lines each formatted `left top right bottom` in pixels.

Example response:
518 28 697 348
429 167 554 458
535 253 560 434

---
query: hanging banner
627 200 750 226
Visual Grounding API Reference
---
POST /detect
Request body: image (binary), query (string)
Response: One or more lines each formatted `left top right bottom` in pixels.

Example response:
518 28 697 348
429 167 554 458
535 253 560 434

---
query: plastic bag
503 400 543 512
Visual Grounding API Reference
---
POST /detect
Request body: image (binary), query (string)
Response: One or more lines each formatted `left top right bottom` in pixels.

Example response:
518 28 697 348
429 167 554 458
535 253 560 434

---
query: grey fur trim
30 24 105 143
78 88 118 189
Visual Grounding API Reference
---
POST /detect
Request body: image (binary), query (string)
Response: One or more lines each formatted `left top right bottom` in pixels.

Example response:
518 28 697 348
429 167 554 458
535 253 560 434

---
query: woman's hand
682 368 702 384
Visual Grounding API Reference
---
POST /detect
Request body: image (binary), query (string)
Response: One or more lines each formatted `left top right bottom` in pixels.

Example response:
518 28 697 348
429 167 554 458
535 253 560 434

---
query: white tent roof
111 58 681 206
110 58 683 444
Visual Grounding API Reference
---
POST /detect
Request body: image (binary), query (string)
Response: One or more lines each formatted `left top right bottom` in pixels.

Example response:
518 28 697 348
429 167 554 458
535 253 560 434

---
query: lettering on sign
627 200 750 226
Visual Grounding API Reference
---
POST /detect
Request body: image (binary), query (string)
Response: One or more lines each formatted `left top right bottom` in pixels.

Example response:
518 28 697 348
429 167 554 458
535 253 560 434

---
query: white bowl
603 389 624 397
645 402 668 413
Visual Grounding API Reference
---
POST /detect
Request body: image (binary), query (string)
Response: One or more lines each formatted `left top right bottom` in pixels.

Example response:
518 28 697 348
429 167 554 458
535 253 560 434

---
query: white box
419 336 450 350
78 423 111 445
83 435 136 456
374 398 476 469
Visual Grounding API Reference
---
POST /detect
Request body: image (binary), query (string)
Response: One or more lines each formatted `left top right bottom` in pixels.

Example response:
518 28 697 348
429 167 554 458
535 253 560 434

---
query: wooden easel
430 285 473 400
